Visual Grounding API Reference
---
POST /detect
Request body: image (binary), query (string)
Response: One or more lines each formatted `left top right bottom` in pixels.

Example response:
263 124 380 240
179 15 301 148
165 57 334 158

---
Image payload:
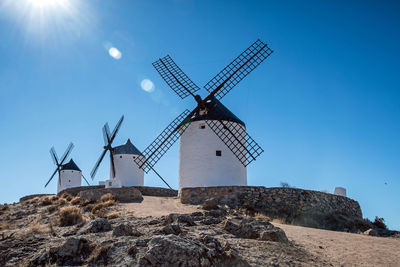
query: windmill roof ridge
61 159 81 171
190 96 245 126
113 138 142 155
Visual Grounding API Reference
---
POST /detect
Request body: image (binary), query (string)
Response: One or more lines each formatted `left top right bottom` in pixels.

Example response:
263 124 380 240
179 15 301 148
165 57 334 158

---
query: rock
223 218 288 242
140 234 248 266
202 198 219 210
200 217 222 225
161 224 182 235
205 209 227 218
30 237 91 266
77 218 111 235
113 223 141 237
163 214 196 226
364 228 378 236
260 228 289 243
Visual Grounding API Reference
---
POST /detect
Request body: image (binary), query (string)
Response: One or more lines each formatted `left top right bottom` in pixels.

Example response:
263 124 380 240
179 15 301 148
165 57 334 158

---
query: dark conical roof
112 139 142 155
61 159 81 171
189 96 245 126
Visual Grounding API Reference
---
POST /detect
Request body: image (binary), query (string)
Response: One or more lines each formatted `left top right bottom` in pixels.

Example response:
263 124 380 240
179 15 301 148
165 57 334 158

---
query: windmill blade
50 147 59 165
204 119 264 166
110 115 124 143
82 174 91 186
45 167 59 187
204 39 273 100
102 124 111 146
90 148 108 179
59 142 74 165
134 109 192 173
153 55 200 99
110 150 116 178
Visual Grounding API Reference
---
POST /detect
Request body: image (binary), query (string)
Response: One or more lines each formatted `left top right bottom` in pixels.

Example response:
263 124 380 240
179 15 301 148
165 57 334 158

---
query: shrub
70 197 82 205
59 206 84 226
100 193 116 203
373 216 387 230
40 197 52 206
106 211 120 219
58 198 67 206
61 193 73 202
87 245 111 265
47 205 58 214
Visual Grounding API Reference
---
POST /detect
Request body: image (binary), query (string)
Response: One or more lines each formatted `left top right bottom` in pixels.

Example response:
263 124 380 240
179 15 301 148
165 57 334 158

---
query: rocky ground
0 194 398 266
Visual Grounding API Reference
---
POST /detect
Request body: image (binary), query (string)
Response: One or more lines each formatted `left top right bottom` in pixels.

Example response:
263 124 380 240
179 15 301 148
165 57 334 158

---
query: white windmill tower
135 39 272 191
45 143 90 193
91 116 172 189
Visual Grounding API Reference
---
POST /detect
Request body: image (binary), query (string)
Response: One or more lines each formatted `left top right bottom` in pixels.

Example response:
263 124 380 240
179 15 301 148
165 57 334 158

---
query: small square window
216 150 222 156
133 156 136 159
200 123 206 129
120 155 122 158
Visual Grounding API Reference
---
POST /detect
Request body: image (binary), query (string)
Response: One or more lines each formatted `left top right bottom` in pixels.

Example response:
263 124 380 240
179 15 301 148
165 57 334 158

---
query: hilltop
0 192 399 266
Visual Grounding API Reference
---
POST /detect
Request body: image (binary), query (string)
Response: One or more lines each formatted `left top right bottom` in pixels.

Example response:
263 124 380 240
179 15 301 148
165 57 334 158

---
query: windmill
134 39 272 190
45 142 90 193
91 115 172 189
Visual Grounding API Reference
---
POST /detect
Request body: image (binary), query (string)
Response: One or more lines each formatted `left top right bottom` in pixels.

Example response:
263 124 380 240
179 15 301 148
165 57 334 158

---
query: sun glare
28 0 69 8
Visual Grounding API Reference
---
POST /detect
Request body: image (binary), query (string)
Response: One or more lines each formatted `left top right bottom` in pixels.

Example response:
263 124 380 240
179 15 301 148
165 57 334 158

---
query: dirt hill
0 194 398 266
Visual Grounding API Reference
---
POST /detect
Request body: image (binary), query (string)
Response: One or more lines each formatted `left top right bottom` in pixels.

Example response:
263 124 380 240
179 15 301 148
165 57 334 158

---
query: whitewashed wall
107 154 144 188
179 120 247 190
58 170 82 193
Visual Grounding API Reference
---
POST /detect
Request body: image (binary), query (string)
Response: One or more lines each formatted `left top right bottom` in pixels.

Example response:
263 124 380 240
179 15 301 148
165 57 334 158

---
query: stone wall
59 186 177 198
181 186 363 231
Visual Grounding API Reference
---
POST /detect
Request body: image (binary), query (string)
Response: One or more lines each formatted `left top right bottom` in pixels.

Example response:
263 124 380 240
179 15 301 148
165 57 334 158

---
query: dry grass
40 197 52 206
0 221 10 231
106 211 120 219
271 218 286 224
58 198 67 206
47 205 58 214
26 221 46 235
70 197 82 205
100 193 116 203
87 245 111 264
254 212 271 221
59 206 84 226
61 193 73 202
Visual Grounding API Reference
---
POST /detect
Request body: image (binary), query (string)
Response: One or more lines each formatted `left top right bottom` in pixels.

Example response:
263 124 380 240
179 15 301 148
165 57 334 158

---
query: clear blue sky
0 0 399 229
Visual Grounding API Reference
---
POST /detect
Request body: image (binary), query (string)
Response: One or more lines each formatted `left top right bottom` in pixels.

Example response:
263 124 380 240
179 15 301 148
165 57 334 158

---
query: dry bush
26 221 46 235
79 199 91 207
87 245 111 265
61 193 73 202
47 205 58 214
49 195 58 202
59 206 84 226
91 204 107 218
0 222 10 231
100 193 116 203
58 198 67 206
102 199 116 207
106 211 120 219
40 197 52 206
254 213 271 221
271 218 286 224
70 197 82 205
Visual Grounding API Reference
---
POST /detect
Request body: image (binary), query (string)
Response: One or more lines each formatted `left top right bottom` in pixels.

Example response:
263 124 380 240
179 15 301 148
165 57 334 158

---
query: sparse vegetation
87 245 111 265
61 193 73 202
58 198 67 206
100 193 116 203
40 197 52 206
59 206 84 226
70 197 82 205
106 211 120 219
373 216 387 230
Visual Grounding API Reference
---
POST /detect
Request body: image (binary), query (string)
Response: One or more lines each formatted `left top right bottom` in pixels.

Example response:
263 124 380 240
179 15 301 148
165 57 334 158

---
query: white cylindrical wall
58 170 82 193
334 187 347 197
108 154 144 188
179 120 247 190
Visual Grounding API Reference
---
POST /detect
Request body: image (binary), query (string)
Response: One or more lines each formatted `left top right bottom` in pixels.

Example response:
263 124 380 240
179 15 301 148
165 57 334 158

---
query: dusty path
275 223 400 266
118 196 200 217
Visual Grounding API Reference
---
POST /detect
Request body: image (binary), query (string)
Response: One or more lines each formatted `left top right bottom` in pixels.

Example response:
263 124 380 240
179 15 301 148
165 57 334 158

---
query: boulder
113 223 141 237
163 214 196 226
161 224 182 235
202 198 219 210
364 228 378 236
260 228 289 243
139 234 248 266
78 218 111 235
